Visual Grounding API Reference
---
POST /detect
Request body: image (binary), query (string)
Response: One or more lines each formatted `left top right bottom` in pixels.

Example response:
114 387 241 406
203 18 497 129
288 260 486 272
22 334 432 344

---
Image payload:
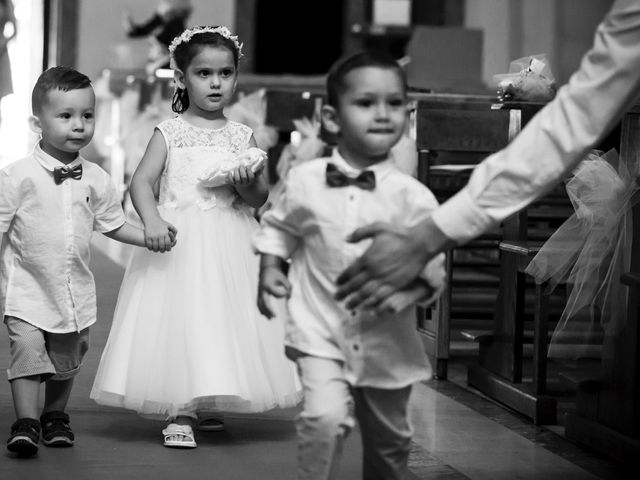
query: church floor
0 236 634 479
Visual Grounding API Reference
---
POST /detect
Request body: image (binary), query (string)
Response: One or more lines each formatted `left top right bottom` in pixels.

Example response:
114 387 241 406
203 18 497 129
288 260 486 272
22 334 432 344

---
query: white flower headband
168 25 244 68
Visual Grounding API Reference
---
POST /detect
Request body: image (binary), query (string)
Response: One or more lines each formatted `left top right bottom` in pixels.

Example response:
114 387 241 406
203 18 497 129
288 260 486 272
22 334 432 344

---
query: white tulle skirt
90 204 302 418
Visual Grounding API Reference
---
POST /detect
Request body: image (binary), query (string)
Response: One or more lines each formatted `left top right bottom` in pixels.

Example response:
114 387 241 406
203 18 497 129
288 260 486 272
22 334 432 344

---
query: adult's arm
336 0 640 308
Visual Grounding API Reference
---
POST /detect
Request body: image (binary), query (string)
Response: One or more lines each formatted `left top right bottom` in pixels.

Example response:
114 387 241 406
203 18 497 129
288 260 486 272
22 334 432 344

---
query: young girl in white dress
90 25 301 448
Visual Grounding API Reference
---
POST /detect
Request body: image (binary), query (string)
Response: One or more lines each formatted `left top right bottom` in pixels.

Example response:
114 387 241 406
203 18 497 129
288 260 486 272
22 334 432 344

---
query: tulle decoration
225 88 279 152
260 116 326 215
525 149 639 360
493 54 556 103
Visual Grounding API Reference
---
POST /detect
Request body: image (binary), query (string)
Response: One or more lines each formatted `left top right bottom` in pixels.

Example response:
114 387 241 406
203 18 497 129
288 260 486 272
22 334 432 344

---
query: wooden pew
413 95 555 381
413 95 572 421
563 106 640 464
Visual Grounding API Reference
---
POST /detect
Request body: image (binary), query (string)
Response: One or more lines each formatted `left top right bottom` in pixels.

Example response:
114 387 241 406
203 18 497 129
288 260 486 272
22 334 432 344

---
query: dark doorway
253 0 343 75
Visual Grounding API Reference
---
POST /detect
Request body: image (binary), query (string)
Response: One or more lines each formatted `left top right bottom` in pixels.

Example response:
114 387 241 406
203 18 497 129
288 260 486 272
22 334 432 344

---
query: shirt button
353 344 360 351
349 195 355 201
350 310 357 317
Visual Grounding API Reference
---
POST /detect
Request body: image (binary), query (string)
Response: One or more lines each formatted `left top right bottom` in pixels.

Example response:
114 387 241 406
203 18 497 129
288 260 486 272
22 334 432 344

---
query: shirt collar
329 148 394 180
33 142 83 173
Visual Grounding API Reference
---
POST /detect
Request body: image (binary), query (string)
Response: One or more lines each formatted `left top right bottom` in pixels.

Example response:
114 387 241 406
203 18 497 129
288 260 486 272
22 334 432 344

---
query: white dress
91 116 301 418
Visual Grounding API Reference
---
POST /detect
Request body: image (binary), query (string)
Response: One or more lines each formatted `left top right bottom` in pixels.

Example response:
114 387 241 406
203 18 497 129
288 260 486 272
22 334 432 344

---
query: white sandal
162 423 197 448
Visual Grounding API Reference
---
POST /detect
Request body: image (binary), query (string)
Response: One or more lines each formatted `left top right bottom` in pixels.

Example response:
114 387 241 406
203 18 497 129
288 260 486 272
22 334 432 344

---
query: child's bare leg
10 376 40 419
43 378 74 414
174 415 195 427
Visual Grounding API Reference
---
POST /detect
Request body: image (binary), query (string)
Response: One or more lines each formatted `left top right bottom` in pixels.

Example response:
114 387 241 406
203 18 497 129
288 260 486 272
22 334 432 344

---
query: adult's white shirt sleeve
432 0 640 244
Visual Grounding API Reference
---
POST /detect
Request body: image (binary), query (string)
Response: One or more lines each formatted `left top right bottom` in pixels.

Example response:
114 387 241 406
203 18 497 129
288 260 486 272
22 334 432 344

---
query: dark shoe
196 416 225 432
7 418 40 456
40 411 74 447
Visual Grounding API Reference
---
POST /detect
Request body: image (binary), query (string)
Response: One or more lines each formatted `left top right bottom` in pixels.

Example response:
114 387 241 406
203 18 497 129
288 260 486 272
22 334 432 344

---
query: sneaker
40 411 74 447
7 418 40 456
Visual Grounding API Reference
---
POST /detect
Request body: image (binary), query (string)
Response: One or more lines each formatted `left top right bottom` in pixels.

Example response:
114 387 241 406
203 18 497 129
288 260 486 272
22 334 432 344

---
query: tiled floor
0 235 635 479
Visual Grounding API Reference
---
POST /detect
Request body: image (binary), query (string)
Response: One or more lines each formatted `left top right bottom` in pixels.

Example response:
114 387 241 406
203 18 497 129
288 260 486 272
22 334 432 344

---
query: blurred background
0 0 611 167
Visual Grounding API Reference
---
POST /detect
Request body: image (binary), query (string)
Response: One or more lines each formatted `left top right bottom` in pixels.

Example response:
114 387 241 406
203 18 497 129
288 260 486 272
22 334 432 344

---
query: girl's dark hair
171 28 241 113
31 66 92 115
326 50 407 108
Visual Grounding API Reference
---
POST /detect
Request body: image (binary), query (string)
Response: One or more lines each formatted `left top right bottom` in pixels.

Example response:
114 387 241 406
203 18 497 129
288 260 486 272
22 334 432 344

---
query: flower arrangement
168 25 243 65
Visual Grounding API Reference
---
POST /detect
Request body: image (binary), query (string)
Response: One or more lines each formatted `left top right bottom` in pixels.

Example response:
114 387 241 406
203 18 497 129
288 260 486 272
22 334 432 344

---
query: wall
77 0 234 80
75 0 614 89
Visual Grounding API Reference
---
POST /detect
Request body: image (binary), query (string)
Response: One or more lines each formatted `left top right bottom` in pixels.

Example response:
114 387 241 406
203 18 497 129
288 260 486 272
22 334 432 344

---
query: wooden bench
468 240 558 424
563 106 640 464
413 95 556 381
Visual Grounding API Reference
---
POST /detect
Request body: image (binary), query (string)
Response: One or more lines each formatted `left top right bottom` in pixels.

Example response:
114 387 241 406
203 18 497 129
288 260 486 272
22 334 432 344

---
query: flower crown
168 25 244 68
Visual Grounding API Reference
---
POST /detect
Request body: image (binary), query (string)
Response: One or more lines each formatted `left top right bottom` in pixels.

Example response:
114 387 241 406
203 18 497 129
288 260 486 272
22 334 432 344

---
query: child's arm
129 129 177 252
102 221 177 249
231 136 269 209
257 254 291 319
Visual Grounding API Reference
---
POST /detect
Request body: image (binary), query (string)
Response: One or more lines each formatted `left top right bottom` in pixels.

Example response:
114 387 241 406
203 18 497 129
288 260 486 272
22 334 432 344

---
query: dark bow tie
326 163 376 191
53 164 83 185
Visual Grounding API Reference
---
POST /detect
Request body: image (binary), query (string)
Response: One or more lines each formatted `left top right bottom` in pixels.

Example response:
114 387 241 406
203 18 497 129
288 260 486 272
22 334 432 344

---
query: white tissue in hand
199 147 267 187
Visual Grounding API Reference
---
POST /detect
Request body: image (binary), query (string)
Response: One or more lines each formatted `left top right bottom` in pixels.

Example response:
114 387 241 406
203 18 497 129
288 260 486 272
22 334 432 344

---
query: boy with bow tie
253 51 446 480
0 66 174 456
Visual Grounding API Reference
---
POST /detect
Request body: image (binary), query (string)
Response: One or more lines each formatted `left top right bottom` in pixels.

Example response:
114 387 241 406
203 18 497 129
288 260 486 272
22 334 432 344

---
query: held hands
335 220 439 312
376 279 434 314
257 266 291 319
143 217 178 252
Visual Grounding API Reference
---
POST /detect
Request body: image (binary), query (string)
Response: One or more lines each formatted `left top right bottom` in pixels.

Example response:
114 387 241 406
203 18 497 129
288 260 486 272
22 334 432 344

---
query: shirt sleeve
93 170 126 233
252 169 302 259
0 170 18 233
432 0 640 244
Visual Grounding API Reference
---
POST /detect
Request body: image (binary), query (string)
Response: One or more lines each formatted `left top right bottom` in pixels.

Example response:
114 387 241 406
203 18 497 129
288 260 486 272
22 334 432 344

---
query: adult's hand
335 216 454 310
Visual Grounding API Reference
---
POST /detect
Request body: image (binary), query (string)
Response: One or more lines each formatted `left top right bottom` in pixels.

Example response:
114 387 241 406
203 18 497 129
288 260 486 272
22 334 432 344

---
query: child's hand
258 267 291 319
167 223 178 248
229 163 264 186
144 217 177 252
373 279 433 315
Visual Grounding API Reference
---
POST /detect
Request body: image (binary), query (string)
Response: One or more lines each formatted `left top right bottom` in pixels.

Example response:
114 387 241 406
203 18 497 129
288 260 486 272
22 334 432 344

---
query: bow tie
53 164 83 185
326 163 376 191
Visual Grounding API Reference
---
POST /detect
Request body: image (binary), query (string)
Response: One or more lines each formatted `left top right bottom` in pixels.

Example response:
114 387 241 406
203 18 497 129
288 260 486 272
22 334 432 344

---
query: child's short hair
326 50 407 108
31 66 92 115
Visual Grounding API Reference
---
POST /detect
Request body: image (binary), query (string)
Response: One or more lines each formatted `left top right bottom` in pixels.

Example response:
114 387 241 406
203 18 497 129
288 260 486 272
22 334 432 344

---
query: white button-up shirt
0 144 126 333
253 150 446 389
433 0 640 244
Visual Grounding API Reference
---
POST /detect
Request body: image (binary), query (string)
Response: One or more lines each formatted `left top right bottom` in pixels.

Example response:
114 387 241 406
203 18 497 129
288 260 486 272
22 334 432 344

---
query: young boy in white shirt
0 66 175 456
253 51 446 480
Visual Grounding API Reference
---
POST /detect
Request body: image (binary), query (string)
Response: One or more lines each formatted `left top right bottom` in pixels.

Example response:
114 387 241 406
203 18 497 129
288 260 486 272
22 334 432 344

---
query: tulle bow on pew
525 149 640 360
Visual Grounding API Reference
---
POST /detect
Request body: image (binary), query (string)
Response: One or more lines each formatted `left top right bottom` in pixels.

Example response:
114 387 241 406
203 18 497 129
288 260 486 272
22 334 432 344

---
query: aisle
0 243 362 479
0 236 633 479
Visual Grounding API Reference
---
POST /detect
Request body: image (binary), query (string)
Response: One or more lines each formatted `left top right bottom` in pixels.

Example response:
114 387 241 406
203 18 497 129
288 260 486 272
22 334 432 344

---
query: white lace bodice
156 116 253 211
